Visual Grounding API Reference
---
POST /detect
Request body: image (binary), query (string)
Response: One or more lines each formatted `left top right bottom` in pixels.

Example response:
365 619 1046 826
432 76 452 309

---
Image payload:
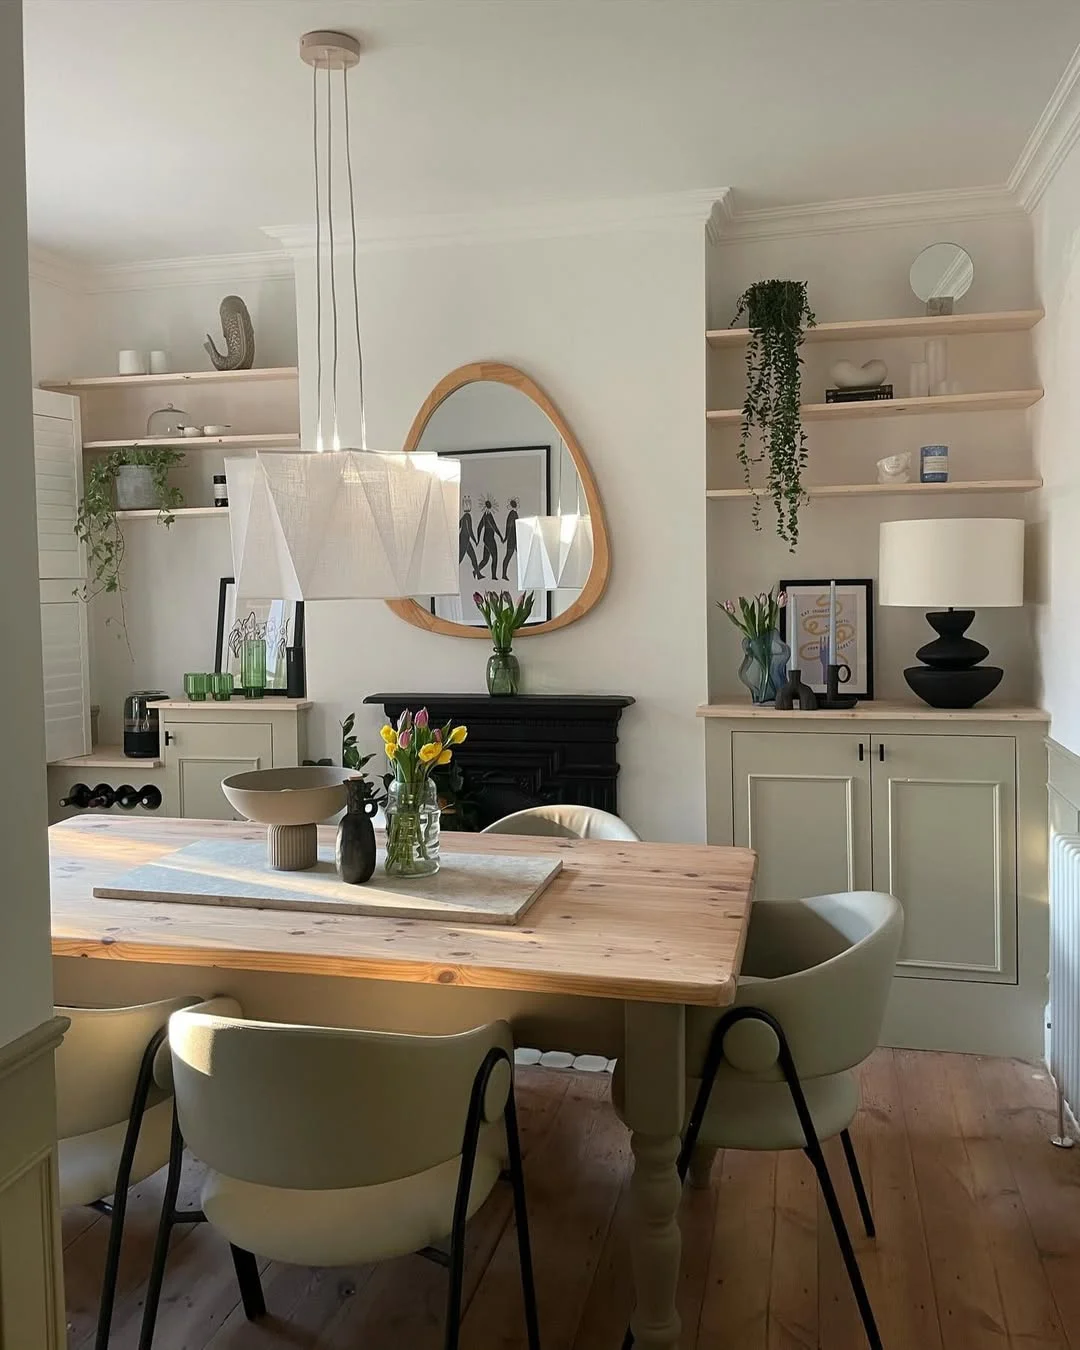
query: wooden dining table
49 815 756 1350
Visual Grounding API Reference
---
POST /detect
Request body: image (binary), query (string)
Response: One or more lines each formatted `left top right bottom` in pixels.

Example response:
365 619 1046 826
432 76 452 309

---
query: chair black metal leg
229 1244 266 1321
137 1104 185 1350
504 1088 541 1350
96 1024 169 1350
840 1128 875 1239
807 1142 883 1350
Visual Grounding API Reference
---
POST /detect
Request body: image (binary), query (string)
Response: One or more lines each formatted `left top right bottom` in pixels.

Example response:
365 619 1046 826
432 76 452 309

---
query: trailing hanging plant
74 446 185 601
733 280 816 549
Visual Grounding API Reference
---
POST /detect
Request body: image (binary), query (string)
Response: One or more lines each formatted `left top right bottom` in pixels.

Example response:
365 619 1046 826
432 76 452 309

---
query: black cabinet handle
164 731 175 746
879 743 885 761
858 743 865 761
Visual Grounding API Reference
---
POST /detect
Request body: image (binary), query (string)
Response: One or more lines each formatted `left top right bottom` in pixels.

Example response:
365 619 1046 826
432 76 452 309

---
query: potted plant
733 280 816 549
381 708 468 877
75 446 185 600
718 587 790 704
474 590 535 695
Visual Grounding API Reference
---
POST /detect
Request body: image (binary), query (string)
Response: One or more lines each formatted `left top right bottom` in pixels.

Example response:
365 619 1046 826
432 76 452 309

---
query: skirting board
93 838 562 925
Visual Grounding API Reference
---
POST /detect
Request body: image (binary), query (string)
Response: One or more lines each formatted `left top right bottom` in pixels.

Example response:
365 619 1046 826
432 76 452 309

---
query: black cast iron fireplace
363 693 635 831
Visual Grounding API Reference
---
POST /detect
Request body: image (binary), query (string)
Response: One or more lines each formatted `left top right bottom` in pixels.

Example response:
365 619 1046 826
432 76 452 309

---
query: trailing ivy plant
732 280 816 549
74 446 185 601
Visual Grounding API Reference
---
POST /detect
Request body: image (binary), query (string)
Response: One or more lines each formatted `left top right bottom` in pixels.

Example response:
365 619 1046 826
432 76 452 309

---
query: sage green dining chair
482 803 640 840
55 993 203 1350
617 890 903 1350
137 1004 540 1350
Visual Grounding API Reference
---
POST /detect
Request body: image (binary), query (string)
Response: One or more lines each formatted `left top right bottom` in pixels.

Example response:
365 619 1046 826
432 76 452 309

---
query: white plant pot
114 464 157 511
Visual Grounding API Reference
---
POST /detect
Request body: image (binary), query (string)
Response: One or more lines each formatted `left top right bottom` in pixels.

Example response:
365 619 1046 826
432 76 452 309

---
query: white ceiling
21 0 1080 266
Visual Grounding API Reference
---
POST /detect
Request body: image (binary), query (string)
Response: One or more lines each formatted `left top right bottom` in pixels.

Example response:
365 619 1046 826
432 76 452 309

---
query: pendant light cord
312 62 323 452
325 67 340 451
342 65 367 451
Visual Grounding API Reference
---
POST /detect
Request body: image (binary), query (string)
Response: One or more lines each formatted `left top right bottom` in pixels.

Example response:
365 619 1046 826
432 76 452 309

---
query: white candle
828 580 837 666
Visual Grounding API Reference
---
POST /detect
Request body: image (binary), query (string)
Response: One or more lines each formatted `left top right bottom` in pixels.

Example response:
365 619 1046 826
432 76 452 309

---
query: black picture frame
431 445 553 626
778 577 875 699
214 577 305 693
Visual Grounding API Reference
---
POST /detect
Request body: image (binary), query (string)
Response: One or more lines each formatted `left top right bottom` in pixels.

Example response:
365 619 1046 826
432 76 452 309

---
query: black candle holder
774 668 818 711
818 662 858 710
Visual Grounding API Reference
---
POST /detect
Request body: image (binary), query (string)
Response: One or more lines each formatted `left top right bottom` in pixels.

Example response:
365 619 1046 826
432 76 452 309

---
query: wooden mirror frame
385 362 610 638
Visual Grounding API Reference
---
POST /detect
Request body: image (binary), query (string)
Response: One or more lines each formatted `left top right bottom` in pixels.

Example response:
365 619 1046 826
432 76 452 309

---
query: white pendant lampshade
879 518 1024 608
515 514 594 591
229 451 460 602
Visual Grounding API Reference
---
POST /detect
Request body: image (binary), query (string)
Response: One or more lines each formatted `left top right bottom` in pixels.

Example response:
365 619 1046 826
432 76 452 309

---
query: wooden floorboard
63 1053 1080 1350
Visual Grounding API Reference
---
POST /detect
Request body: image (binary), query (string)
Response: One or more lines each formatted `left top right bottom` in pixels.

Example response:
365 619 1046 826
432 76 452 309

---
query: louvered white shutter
33 389 90 761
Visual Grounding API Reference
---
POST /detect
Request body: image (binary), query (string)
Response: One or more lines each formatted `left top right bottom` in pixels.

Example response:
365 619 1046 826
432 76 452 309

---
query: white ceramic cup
148 350 169 374
118 349 145 376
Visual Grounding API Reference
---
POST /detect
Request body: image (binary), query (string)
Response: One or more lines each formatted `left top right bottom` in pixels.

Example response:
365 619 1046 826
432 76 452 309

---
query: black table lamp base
903 608 1003 709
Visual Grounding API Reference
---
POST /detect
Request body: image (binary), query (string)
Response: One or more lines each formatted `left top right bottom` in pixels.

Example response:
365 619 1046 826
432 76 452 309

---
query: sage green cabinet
729 727 1017 984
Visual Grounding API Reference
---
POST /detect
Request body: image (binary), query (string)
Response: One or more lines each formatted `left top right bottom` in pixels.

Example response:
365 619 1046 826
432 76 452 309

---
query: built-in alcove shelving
706 308 1044 348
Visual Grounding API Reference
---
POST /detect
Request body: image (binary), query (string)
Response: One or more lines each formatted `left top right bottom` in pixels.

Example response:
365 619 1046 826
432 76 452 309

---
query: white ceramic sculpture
877 453 912 485
831 358 888 389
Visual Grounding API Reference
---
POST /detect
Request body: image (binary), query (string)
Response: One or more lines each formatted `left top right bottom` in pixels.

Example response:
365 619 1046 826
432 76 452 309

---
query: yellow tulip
418 742 441 764
385 743 397 760
448 726 468 745
437 749 453 765
380 725 396 743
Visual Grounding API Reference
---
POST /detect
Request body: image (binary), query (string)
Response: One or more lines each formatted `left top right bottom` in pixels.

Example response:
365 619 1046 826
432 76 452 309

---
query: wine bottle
87 783 116 809
138 785 163 810
114 785 139 810
58 782 91 809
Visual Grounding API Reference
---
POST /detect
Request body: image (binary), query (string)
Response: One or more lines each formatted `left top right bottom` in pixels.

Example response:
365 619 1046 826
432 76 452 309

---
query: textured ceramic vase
336 778 379 884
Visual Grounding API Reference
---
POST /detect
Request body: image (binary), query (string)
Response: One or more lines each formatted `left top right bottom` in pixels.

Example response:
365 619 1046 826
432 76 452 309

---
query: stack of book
824 385 895 403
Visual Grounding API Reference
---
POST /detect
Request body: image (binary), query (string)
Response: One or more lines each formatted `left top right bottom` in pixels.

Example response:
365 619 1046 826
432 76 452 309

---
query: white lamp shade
879 517 1024 608
515 514 594 591
228 450 460 602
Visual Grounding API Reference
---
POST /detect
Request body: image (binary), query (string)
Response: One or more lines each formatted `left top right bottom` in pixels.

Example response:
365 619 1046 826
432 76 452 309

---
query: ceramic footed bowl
221 766 351 826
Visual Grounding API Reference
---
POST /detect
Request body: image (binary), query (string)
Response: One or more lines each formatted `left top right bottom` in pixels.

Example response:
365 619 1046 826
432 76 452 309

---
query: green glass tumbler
210 672 234 701
241 639 266 699
183 672 210 702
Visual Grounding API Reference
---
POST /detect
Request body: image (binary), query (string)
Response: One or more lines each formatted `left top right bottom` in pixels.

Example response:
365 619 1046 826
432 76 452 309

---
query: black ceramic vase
336 779 379 884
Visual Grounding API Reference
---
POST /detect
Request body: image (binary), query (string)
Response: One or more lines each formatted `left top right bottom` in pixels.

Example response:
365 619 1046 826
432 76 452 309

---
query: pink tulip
414 708 429 728
778 591 787 608
398 729 412 749
433 728 442 742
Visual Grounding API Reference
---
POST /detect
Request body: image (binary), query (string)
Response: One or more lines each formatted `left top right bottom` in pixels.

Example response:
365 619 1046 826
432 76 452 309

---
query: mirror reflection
415 381 590 627
909 241 974 311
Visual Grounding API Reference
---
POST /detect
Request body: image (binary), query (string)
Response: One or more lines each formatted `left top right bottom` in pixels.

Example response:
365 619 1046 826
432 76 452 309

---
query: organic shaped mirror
909 241 974 315
386 362 609 637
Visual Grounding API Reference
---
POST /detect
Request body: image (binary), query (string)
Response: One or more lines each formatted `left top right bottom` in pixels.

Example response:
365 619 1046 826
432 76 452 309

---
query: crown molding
263 188 728 254
1009 44 1080 211
85 249 294 294
710 186 1023 244
27 245 89 293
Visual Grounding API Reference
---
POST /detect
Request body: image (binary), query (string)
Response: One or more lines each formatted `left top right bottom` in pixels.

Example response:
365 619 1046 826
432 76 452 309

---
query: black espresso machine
123 690 169 758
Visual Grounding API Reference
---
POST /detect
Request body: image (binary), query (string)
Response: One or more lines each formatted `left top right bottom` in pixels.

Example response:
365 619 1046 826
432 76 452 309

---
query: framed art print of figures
432 445 552 627
778 577 875 698
214 577 305 693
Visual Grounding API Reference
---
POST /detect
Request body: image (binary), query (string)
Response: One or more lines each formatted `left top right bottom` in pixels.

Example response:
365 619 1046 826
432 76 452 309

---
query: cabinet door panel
872 734 1016 983
732 731 872 900
164 721 273 820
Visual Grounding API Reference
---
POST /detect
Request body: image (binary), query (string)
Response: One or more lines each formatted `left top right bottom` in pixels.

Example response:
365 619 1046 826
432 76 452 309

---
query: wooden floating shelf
116 506 230 519
41 367 298 392
707 479 1042 500
706 309 1044 348
83 433 300 450
707 389 1044 425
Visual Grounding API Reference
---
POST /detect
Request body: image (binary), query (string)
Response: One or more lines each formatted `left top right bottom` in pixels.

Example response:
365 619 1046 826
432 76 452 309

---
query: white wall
1033 147 1080 753
0 3 53 1044
296 224 707 842
707 213 1039 700
28 273 90 384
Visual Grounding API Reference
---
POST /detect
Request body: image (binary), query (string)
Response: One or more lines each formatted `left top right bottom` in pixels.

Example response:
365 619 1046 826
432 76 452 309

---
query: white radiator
1050 833 1080 1144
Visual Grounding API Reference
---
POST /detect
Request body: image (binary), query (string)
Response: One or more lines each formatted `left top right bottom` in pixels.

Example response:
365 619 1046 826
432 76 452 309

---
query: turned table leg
623 1001 686 1350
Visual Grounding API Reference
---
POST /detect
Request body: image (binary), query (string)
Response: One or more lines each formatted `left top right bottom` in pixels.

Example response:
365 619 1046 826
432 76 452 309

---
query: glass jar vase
738 630 791 705
486 647 520 696
384 777 441 877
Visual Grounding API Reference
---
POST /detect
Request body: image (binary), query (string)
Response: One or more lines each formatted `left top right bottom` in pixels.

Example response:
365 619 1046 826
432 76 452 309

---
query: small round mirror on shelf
385 363 609 638
909 242 974 315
